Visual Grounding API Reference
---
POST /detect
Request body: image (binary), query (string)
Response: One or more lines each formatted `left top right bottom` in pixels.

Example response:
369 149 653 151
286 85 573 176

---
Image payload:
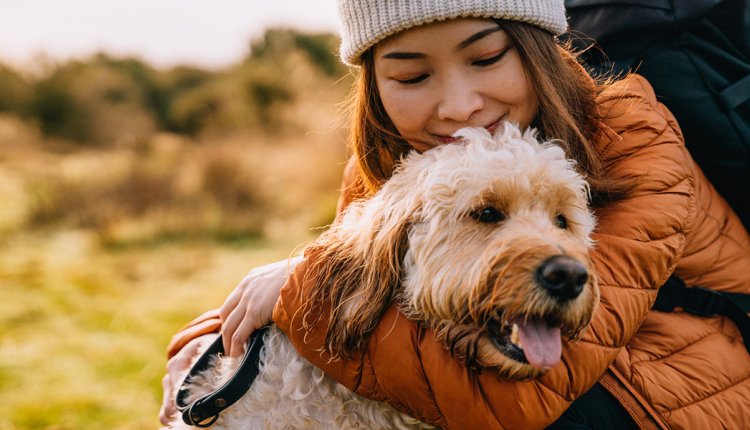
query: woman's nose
436 81 484 122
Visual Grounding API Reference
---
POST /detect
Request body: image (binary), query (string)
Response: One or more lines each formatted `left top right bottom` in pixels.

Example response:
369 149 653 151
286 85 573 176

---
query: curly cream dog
170 124 598 429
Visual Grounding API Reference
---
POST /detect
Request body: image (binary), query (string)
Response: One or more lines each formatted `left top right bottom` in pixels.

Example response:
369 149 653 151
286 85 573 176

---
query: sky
0 0 340 70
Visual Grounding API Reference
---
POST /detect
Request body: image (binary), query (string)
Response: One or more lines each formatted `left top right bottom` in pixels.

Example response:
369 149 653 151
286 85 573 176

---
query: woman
160 1 750 428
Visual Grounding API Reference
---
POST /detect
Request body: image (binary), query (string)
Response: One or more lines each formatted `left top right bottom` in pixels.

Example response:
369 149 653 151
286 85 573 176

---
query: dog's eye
470 207 506 224
555 214 568 229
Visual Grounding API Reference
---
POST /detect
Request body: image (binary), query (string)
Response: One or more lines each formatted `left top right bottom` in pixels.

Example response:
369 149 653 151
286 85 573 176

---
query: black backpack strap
175 325 270 427
718 73 750 111
654 275 750 354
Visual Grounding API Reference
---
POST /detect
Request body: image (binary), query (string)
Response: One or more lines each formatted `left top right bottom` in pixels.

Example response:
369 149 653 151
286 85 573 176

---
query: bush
0 64 31 115
9 28 350 142
166 84 223 136
158 66 215 133
30 67 92 142
28 56 159 145
293 33 348 77
243 68 294 129
249 29 348 77
23 135 275 244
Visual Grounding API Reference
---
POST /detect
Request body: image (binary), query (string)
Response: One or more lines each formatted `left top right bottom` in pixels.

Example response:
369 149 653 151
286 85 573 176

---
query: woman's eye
472 51 506 67
396 74 428 85
470 207 506 224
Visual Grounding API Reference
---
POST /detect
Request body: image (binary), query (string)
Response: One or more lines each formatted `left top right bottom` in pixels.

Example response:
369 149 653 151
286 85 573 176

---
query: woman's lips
436 135 460 144
432 116 505 144
485 119 501 135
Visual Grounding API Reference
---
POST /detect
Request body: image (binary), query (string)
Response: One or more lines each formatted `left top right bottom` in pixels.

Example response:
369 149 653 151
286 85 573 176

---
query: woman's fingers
219 257 304 356
219 275 254 353
218 288 241 322
224 293 266 358
218 276 249 322
229 306 264 358
221 294 250 354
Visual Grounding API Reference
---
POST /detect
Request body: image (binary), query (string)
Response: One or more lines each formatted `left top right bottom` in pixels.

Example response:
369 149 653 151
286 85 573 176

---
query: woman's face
374 18 538 151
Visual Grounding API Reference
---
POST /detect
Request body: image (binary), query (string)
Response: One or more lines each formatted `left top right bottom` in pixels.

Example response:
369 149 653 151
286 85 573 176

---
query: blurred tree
243 68 294 128
30 64 92 142
12 28 349 142
0 64 31 115
29 56 158 145
293 33 347 77
249 28 348 77
167 83 224 136
159 66 214 133
249 28 297 59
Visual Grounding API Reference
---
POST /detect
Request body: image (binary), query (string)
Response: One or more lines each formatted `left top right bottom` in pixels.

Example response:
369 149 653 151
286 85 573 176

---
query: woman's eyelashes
472 49 508 67
396 74 429 85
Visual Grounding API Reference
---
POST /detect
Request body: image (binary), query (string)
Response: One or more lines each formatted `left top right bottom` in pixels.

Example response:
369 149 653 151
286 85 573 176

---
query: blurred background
0 1 351 428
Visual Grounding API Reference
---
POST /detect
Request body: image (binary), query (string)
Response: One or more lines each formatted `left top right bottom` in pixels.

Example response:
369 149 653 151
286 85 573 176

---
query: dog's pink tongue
517 319 562 370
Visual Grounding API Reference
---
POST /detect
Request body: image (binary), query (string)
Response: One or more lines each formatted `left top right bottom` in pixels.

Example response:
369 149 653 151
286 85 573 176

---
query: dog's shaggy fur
169 124 598 429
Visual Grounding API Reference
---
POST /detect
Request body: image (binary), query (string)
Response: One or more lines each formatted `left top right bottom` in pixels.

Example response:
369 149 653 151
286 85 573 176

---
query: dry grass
0 113 347 243
0 95 348 428
0 228 318 429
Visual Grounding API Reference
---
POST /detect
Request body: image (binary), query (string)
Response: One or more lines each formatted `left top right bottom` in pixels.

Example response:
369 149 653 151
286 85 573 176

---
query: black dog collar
175 325 270 427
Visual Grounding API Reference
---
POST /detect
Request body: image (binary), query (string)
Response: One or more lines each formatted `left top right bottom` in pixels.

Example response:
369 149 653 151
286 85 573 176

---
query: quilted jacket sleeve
273 75 698 429
166 309 222 359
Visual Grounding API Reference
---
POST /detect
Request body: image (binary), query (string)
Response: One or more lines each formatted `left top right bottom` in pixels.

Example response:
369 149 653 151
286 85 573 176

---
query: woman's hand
219 256 303 357
159 333 217 426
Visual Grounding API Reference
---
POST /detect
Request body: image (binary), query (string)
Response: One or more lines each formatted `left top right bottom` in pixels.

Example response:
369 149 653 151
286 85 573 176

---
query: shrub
0 64 31 115
158 66 215 133
23 135 276 244
28 56 159 145
293 33 348 77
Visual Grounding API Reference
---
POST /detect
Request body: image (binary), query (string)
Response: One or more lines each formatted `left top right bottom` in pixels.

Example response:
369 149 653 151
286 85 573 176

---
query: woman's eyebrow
381 51 425 60
457 26 502 50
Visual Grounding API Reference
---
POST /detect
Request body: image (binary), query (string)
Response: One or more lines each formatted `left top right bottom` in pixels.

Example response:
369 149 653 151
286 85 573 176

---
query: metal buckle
683 286 724 317
184 402 219 428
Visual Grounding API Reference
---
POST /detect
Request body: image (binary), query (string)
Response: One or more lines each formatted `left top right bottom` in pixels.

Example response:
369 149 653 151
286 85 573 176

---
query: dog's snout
536 255 588 301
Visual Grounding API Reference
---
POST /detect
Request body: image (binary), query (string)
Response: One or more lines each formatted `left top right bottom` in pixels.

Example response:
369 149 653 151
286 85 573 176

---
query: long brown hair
347 20 634 207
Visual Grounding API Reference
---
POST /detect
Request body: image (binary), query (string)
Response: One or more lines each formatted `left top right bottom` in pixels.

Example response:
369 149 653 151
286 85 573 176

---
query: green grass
0 230 315 429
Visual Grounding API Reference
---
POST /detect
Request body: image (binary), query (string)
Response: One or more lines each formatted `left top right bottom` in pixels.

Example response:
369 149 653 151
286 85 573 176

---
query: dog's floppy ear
302 171 420 359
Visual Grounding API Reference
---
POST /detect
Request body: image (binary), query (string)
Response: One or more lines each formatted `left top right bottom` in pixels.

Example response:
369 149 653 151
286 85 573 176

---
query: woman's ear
302 174 420 358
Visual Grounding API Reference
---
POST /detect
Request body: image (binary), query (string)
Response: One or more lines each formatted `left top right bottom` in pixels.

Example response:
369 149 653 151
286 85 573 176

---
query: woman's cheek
383 98 418 136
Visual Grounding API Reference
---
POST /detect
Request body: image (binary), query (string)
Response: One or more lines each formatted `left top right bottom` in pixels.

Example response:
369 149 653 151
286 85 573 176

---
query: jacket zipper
602 367 669 430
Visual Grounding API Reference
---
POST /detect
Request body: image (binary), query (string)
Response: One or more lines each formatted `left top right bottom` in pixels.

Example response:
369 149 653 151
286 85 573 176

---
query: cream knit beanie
338 0 567 65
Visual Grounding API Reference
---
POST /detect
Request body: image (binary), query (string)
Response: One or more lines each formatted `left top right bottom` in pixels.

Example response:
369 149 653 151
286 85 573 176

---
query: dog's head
305 124 598 379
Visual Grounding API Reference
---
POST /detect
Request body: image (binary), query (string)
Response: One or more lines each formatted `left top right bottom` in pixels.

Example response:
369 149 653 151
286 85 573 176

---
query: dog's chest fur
170 327 436 430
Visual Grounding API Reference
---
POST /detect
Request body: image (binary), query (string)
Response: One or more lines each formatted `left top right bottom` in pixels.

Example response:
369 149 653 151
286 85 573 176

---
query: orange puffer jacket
168 75 750 429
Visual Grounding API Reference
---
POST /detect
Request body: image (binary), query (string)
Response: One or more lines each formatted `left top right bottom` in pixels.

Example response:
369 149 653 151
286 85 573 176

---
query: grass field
0 227 320 429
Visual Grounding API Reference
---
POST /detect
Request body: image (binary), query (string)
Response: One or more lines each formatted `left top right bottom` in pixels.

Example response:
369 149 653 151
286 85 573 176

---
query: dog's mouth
486 316 563 371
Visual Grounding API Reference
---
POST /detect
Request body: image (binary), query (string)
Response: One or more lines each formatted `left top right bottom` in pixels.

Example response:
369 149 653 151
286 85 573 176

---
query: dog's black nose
536 255 588 301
